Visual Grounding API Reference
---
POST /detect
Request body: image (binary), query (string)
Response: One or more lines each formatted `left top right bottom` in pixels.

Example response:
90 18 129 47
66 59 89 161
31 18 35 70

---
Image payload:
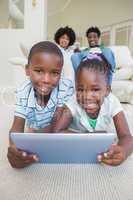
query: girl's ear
25 64 30 76
105 85 111 97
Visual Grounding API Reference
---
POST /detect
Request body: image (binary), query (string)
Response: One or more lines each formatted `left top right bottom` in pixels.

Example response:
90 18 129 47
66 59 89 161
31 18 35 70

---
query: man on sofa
71 26 116 85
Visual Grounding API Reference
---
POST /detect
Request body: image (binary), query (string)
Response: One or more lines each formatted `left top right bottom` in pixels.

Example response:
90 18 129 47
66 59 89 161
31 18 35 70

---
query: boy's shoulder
15 79 32 98
58 78 74 91
57 78 74 104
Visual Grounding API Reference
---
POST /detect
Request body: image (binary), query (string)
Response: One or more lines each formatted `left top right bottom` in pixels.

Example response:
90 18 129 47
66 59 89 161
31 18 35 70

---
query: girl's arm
51 106 73 132
113 111 133 156
99 111 133 166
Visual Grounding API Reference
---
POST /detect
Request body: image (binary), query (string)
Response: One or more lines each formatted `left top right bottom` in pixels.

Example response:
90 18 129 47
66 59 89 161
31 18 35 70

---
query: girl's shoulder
104 92 123 116
105 92 121 104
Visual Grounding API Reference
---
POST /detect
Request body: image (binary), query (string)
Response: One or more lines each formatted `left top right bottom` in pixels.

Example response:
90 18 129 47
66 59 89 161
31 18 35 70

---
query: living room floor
122 104 133 134
0 102 133 144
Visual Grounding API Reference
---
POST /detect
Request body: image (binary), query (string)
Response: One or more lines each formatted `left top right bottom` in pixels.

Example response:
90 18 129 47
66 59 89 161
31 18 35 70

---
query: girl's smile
76 68 109 118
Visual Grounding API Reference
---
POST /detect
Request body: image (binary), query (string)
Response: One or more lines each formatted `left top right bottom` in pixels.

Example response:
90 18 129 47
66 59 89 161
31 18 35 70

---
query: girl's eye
77 88 84 92
93 88 101 92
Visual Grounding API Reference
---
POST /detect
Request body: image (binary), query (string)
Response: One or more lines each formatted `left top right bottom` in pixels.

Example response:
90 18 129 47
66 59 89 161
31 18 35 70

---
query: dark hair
86 26 101 38
54 26 76 46
76 57 108 82
28 41 63 65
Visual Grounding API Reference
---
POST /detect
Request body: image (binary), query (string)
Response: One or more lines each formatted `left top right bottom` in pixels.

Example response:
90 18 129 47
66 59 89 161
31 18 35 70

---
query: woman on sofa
54 26 76 83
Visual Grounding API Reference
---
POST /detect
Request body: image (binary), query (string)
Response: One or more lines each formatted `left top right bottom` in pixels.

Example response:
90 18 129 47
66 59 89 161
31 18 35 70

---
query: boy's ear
25 64 30 76
105 85 111 97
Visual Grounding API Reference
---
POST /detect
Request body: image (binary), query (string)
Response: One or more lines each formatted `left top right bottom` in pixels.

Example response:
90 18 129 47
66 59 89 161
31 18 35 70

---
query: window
101 31 110 47
0 0 24 29
115 26 131 46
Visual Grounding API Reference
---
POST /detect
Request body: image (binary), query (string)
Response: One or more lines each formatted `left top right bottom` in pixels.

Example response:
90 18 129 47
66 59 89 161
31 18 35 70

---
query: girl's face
76 68 109 119
87 32 99 47
59 34 70 49
27 52 63 98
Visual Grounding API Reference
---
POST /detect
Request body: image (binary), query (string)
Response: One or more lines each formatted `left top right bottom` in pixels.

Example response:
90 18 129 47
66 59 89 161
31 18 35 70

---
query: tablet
10 133 116 164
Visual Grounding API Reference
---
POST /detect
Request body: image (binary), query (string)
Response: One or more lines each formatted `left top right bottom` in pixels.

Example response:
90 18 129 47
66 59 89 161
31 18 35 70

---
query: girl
53 54 133 166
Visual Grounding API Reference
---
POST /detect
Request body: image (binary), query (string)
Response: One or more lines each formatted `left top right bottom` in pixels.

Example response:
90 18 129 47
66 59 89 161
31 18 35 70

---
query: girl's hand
7 143 39 168
97 144 127 166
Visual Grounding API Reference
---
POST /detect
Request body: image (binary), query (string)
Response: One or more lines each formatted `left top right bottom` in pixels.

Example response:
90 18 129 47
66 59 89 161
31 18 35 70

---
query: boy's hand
7 143 39 168
97 144 126 166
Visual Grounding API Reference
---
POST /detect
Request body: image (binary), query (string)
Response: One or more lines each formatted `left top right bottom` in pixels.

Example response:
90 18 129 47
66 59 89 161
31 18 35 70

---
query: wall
0 0 47 87
0 0 8 28
48 0 133 39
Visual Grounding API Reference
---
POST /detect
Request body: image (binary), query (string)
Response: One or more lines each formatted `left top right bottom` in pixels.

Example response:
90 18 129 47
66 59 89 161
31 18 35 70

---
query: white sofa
9 44 133 104
110 46 133 104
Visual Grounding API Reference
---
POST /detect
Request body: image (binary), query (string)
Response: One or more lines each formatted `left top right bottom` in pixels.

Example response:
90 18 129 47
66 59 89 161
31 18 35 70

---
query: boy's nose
41 73 51 83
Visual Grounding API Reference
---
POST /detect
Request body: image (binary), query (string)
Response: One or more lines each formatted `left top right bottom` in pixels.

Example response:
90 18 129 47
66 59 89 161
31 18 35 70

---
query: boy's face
59 34 70 49
87 32 99 47
76 68 109 119
27 52 63 97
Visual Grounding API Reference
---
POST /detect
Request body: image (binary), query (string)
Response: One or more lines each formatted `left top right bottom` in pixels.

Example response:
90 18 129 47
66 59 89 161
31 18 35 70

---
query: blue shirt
15 79 74 129
71 46 116 85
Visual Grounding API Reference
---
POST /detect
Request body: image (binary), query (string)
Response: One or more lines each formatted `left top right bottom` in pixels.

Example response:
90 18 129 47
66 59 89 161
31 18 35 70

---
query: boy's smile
76 68 109 119
87 32 99 47
27 52 63 103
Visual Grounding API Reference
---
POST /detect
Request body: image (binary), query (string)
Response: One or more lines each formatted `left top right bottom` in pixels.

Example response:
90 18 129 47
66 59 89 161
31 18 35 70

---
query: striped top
15 79 74 129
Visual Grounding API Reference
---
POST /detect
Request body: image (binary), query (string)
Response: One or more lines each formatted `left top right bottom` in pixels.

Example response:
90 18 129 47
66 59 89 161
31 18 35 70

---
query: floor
0 102 133 200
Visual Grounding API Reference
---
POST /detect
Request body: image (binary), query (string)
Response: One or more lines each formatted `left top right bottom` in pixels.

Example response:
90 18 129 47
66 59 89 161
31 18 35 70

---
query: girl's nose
85 91 94 99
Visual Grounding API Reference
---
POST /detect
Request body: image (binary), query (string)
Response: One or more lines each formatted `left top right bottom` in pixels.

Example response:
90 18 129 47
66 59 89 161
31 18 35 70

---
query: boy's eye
51 71 60 76
34 69 42 73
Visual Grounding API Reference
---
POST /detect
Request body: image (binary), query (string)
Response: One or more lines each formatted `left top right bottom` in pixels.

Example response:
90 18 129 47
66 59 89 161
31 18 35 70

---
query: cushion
112 81 133 104
9 57 27 68
113 67 133 80
109 46 133 69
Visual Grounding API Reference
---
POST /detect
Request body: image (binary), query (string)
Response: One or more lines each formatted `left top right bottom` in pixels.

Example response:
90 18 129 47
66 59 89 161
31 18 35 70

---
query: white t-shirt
58 46 75 84
65 93 123 133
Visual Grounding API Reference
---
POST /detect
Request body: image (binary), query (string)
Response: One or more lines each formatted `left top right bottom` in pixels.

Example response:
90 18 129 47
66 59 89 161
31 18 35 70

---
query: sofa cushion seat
112 80 133 104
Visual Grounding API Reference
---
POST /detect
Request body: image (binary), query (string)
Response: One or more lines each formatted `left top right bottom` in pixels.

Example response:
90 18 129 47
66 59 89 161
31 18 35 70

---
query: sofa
9 44 133 104
110 46 133 104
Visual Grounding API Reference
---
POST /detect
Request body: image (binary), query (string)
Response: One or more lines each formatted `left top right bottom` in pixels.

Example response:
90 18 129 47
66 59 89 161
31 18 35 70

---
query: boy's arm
28 106 73 133
9 116 25 145
10 116 25 134
8 116 38 168
27 107 65 133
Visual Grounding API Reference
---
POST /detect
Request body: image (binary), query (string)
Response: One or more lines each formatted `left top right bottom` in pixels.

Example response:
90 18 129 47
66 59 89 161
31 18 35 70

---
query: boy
7 41 74 168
